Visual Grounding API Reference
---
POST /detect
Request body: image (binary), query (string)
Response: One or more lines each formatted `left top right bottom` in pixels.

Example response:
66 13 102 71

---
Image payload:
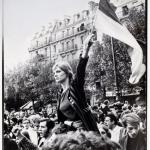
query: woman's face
53 67 68 83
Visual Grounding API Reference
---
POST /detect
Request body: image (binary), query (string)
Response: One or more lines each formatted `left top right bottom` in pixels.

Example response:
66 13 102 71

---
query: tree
85 7 146 102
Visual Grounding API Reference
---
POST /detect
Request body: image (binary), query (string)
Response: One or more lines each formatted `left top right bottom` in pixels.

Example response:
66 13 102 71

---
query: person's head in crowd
127 105 132 110
38 119 55 138
22 118 30 130
109 104 114 111
19 111 25 119
10 111 15 119
125 100 128 105
121 113 141 138
135 96 146 109
137 110 146 122
97 109 105 123
91 105 98 111
132 104 138 112
120 110 131 118
18 119 23 126
104 113 118 130
10 118 18 126
98 124 111 140
24 110 29 117
42 130 120 150
42 108 48 118
52 60 74 84
32 117 40 132
137 110 146 134
122 105 128 111
104 99 109 106
14 112 20 120
28 107 35 115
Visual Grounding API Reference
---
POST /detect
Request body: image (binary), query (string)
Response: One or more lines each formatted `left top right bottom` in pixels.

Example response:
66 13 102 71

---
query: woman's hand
82 33 96 58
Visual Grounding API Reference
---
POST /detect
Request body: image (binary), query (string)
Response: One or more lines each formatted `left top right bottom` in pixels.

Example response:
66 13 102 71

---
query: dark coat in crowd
4 137 19 150
119 130 146 150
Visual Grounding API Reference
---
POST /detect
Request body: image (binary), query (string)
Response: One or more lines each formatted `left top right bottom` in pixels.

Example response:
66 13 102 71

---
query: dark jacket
119 130 146 150
57 56 99 133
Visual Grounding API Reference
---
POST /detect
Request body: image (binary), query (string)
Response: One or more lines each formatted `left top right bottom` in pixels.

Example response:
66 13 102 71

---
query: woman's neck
61 78 70 92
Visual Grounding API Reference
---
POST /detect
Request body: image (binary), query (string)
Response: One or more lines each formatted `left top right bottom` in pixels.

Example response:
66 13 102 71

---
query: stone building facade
28 0 145 64
28 8 93 64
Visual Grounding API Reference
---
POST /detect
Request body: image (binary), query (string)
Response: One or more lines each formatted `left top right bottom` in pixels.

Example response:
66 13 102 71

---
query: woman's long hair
53 61 74 83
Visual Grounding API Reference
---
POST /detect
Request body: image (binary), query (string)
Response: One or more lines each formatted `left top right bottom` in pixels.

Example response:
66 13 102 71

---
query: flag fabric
94 0 145 84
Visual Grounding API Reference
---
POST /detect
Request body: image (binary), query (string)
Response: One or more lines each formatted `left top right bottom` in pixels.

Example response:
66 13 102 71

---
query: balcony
50 29 87 44
29 28 87 52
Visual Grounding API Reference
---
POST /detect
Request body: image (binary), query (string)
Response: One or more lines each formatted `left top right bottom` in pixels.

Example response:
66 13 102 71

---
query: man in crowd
119 113 146 150
22 118 38 145
38 119 55 149
104 113 123 143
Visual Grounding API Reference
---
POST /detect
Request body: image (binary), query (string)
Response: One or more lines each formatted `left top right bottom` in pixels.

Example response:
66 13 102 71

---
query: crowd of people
4 97 146 150
4 34 146 150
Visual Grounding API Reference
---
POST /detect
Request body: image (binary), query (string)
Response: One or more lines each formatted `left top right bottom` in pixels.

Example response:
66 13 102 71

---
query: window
59 22 62 26
80 23 84 31
62 43 64 51
72 27 75 34
86 10 89 16
36 41 39 46
71 39 74 49
77 14 80 19
36 51 38 55
45 37 47 44
54 45 56 52
54 34 56 41
81 36 84 44
66 41 69 49
77 27 80 32
122 6 129 16
62 31 65 38
45 48 47 56
66 18 70 24
67 28 70 36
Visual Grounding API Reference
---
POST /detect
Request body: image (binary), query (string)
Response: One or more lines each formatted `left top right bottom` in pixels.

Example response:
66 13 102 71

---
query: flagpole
110 37 119 101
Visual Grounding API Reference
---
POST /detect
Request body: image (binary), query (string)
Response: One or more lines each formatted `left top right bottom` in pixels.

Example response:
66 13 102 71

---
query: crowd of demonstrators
3 33 146 150
3 95 146 150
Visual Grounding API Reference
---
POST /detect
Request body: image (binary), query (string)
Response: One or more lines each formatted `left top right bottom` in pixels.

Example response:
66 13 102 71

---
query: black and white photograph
3 0 147 149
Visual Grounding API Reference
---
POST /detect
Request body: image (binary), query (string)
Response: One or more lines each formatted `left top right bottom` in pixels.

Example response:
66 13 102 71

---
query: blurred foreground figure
42 130 121 150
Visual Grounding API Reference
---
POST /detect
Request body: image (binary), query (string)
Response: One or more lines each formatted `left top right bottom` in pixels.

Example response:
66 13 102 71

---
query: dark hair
4 122 9 134
106 113 118 125
121 113 141 128
18 119 23 124
40 119 55 138
11 118 18 125
104 100 109 105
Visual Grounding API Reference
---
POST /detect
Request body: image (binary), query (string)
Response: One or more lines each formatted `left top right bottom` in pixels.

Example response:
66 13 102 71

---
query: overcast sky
4 0 91 72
